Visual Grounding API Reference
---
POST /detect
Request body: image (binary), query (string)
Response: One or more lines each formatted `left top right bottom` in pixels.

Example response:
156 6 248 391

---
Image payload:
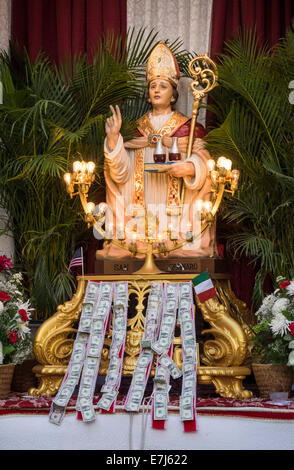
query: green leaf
3 344 15 355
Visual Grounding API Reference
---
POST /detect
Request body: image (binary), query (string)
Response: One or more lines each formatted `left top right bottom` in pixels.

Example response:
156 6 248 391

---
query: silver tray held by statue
144 162 173 172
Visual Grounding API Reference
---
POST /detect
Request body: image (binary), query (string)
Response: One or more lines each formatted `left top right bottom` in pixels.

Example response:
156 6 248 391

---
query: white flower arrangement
0 255 33 365
253 276 294 365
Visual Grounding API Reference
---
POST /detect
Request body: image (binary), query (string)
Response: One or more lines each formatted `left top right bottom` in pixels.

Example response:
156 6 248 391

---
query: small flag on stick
192 271 217 303
69 247 84 271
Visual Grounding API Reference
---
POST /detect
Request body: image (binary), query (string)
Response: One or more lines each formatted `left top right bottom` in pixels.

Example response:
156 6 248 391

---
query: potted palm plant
205 28 294 309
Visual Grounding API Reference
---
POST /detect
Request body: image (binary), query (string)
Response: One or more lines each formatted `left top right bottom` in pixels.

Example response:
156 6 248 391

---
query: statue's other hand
162 160 195 178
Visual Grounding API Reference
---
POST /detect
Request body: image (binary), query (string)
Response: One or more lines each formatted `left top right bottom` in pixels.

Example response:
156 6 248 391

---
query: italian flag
192 271 217 303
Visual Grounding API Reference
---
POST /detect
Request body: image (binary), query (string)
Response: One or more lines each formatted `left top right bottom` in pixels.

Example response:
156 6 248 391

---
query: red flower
0 291 11 302
289 323 294 336
8 330 18 343
280 281 291 289
18 309 28 322
0 255 12 272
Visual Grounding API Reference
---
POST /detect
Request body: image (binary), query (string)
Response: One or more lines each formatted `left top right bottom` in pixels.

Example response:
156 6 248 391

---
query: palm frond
205 28 294 307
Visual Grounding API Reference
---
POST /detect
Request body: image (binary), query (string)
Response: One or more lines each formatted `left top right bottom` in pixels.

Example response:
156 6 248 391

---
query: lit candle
86 202 95 214
217 156 227 169
64 173 71 185
117 223 125 240
87 161 95 173
232 169 240 181
196 199 203 211
105 222 113 239
98 202 107 215
80 161 87 173
223 158 232 171
73 161 82 172
168 223 178 241
211 170 218 184
203 201 212 213
186 223 193 242
231 169 240 192
207 159 215 172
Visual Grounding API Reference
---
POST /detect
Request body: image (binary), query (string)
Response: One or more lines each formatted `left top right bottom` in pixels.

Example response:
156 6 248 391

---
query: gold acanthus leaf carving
34 326 77 365
198 297 248 367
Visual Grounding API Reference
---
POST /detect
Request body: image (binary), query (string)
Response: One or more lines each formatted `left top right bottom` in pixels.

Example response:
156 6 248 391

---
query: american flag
69 247 84 270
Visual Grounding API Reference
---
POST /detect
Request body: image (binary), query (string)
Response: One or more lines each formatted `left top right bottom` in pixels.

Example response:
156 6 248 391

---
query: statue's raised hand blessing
106 105 122 152
106 105 149 151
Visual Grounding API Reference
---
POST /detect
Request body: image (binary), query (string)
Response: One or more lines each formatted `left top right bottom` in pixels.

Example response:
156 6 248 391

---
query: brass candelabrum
63 54 240 274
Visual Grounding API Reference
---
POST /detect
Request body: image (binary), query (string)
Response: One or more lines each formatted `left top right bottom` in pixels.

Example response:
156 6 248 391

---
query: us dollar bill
159 354 182 379
125 388 144 412
180 395 194 421
152 331 174 355
79 397 96 422
140 339 152 349
49 403 66 426
98 390 118 411
81 406 96 422
100 384 116 394
179 282 191 298
153 390 168 420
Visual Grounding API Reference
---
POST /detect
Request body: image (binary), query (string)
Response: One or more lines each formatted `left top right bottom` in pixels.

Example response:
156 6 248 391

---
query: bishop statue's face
148 79 174 111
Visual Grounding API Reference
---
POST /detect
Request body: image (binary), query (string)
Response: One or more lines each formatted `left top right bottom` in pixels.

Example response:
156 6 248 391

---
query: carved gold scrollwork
198 295 248 368
29 365 66 396
188 54 218 101
33 280 84 366
202 336 231 364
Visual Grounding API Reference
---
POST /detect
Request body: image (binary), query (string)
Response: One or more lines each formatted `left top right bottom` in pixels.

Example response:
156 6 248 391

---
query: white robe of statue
96 112 217 260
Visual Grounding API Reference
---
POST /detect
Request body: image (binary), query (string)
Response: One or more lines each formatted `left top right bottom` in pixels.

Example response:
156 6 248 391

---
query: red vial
169 137 181 161
153 137 166 163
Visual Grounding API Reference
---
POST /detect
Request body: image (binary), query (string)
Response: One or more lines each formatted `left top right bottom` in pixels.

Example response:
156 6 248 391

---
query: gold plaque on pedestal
96 256 228 276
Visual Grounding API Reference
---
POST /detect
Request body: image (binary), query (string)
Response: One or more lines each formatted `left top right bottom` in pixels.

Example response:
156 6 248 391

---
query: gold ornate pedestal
29 273 253 399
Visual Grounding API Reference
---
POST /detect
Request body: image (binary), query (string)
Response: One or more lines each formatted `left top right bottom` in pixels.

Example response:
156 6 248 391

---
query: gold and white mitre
146 41 180 87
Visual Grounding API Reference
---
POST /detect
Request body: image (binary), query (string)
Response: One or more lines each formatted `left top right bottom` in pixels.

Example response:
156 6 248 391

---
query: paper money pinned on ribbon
124 281 164 413
151 283 179 428
178 282 198 432
49 280 103 425
98 281 128 414
192 271 217 303
76 281 114 422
